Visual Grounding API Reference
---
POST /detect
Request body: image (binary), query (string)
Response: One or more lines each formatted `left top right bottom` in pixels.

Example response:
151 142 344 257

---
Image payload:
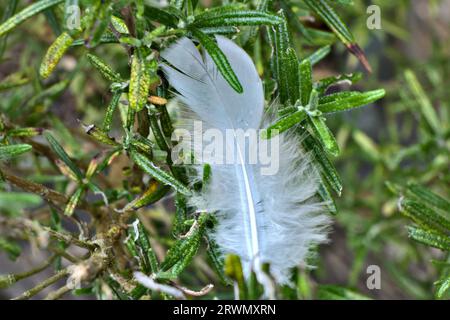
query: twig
25 139 59 165
45 228 98 251
48 245 86 263
0 255 57 289
1 170 68 206
44 285 71 300
134 272 185 299
175 284 214 297
12 269 69 300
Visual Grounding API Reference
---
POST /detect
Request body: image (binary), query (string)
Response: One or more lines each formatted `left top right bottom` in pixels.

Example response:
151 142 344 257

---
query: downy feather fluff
160 36 331 286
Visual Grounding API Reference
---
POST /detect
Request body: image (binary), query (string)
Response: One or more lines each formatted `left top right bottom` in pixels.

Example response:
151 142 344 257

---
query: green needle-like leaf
44 132 84 181
144 6 179 28
436 278 450 299
318 89 385 113
303 0 371 72
205 234 229 284
0 0 64 37
39 32 74 79
399 199 450 234
352 130 380 162
87 53 122 82
129 47 152 111
102 91 122 132
159 227 201 272
135 220 159 273
299 59 313 106
306 45 331 66
404 70 441 135
309 116 340 157
0 144 32 161
407 226 450 251
268 12 299 105
262 109 307 139
64 187 84 216
121 181 170 211
302 134 342 196
406 184 450 213
318 285 372 300
191 28 243 93
192 10 283 28
0 72 29 91
0 237 21 261
318 183 338 214
129 149 191 196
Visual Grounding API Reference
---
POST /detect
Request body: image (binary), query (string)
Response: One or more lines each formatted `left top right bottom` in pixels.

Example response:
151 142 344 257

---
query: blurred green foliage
320 0 450 300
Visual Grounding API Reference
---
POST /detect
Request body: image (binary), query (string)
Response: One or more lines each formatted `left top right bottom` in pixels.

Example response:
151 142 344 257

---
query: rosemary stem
12 269 69 300
0 255 57 289
44 285 71 300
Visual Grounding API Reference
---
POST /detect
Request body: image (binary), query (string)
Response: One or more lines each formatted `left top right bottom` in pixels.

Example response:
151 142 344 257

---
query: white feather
161 36 331 287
